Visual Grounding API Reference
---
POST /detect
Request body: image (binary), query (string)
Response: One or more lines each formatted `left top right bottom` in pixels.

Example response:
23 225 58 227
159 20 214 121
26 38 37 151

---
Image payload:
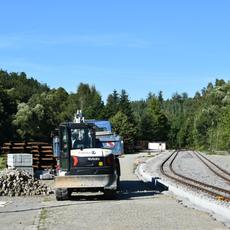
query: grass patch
38 208 48 230
0 155 6 169
43 196 53 202
203 150 229 155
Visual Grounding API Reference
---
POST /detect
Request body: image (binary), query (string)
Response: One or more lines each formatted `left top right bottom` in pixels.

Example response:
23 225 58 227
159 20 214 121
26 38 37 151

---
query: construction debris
0 169 53 197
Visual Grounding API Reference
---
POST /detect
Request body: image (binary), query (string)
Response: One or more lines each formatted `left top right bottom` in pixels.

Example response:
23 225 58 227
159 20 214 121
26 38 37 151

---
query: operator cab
56 122 99 171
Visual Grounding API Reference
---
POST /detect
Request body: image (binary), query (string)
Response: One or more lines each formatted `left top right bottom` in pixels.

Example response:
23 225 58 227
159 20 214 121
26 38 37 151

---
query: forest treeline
0 70 230 152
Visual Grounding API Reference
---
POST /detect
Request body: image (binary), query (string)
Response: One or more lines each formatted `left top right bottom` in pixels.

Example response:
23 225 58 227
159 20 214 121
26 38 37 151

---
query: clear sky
0 1 230 101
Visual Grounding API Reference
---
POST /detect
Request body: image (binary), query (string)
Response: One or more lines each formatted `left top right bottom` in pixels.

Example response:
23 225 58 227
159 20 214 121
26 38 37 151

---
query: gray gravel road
0 153 228 230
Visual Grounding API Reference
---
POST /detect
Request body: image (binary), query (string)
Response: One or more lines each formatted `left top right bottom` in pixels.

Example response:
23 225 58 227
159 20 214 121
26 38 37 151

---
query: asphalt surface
0 153 228 230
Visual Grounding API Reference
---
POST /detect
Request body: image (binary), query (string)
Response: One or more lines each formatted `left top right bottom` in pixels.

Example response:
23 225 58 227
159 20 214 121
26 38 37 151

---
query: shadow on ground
0 179 168 213
118 179 168 200
70 179 168 201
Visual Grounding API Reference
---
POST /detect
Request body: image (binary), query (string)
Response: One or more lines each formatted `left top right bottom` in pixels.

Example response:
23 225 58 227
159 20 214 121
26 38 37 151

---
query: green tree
214 106 230 150
13 89 69 141
193 106 219 150
140 95 169 142
131 100 147 139
215 79 225 87
104 90 120 119
0 70 49 103
118 89 135 123
0 86 17 143
158 91 164 108
110 111 137 153
75 83 104 119
177 117 194 148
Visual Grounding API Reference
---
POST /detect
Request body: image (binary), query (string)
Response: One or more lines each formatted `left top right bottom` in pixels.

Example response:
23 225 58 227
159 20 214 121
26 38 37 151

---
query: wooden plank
12 143 26 146
2 147 10 150
39 150 53 153
33 157 40 161
40 165 54 169
27 142 49 145
12 146 25 150
32 165 39 168
40 146 52 149
40 159 54 162
31 150 40 153
3 143 12 146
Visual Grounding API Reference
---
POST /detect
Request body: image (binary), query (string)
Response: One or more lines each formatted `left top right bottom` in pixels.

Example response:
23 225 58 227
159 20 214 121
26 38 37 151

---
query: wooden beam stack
1 142 57 171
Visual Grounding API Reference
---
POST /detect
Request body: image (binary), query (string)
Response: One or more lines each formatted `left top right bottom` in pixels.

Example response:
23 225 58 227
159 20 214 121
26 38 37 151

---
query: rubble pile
0 169 52 196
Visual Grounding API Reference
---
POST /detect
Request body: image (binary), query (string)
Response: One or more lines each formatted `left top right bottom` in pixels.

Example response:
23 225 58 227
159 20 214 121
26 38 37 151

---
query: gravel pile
0 169 52 197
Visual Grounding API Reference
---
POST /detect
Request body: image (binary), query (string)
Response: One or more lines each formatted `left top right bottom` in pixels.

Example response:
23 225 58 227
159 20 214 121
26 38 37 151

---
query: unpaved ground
0 152 228 229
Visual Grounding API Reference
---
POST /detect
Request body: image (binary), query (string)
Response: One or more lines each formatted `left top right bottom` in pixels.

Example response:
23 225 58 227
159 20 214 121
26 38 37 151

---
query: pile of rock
0 169 52 196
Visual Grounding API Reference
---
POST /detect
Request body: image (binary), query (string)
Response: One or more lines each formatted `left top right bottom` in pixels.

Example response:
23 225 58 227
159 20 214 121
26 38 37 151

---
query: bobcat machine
53 111 121 200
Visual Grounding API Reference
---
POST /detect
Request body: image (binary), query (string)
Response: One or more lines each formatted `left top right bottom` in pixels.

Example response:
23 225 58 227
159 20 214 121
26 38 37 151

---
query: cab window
71 128 93 149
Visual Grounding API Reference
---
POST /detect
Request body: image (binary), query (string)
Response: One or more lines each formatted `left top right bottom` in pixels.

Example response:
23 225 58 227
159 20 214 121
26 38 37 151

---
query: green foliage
1 68 230 153
163 81 230 151
110 111 137 152
131 100 147 139
13 89 69 141
193 106 218 149
118 90 135 122
104 90 120 119
140 95 170 142
0 70 49 103
75 83 104 119
0 155 6 169
105 89 136 122
0 85 17 143
177 117 194 148
214 105 230 150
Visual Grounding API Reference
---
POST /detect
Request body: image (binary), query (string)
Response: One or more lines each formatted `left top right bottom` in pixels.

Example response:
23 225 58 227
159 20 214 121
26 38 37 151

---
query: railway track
193 151 230 183
160 150 230 202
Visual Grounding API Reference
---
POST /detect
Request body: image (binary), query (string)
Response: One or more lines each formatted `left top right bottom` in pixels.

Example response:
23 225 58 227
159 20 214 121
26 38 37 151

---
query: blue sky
0 1 230 101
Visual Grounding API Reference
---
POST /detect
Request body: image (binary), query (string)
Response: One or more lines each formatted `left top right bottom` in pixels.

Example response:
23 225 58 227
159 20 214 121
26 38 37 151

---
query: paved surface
0 153 228 229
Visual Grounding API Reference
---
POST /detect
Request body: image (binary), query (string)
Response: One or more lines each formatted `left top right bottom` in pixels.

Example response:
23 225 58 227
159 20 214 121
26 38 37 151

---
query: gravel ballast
172 151 230 191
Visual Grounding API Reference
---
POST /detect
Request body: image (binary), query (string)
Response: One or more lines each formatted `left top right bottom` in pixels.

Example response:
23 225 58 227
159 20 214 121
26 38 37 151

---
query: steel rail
193 151 230 183
160 150 230 201
170 151 230 194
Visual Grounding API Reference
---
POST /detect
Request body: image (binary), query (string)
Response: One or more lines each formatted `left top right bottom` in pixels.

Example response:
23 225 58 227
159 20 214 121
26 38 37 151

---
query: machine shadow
0 179 169 215
65 177 169 201
118 179 168 200
70 179 168 201
71 178 168 200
